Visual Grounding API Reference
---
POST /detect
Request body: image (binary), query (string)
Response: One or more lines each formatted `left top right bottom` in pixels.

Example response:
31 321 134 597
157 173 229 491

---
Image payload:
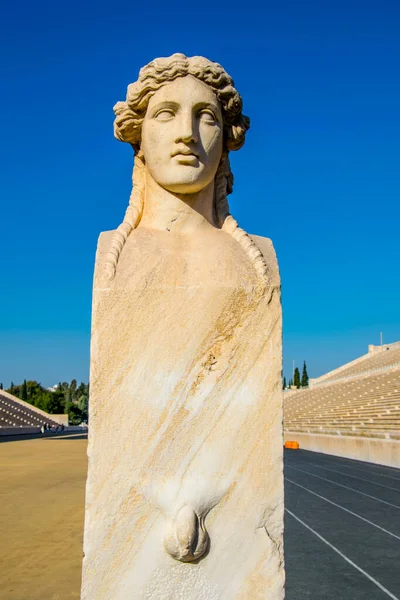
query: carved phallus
164 505 209 562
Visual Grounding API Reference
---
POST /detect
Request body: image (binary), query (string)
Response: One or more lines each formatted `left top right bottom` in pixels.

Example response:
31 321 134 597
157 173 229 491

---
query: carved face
141 75 223 194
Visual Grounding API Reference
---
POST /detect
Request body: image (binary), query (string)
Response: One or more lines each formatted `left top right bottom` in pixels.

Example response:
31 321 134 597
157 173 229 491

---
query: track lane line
285 477 400 541
285 508 400 600
293 455 400 483
291 462 400 493
292 451 400 477
285 465 400 509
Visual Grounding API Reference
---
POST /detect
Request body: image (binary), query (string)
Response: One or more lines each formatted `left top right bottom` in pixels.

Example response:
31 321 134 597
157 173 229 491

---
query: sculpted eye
154 109 175 121
198 110 217 124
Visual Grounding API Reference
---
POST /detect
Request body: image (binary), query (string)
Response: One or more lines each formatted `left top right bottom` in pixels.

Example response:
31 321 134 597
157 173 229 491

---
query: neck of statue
138 170 219 234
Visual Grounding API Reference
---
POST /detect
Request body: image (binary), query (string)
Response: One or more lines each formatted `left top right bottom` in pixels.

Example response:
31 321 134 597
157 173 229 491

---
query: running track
284 449 400 599
3 434 398 598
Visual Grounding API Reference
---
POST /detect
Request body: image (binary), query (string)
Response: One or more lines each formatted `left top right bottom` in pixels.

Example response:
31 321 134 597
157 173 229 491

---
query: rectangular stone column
81 232 284 599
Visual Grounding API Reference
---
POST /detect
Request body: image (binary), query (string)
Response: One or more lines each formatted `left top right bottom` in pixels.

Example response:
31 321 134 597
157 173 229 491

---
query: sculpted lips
171 147 199 159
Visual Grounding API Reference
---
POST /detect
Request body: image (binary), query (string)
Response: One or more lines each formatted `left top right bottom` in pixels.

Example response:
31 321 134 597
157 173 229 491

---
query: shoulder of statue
249 234 280 286
96 229 116 257
93 230 117 275
98 229 116 246
249 234 278 267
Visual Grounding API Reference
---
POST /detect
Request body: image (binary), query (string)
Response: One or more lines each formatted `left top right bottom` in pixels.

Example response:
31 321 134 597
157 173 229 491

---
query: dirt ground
0 433 88 600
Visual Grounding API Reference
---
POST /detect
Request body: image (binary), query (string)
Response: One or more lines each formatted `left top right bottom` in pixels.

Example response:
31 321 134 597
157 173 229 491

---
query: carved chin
164 505 209 562
158 173 211 195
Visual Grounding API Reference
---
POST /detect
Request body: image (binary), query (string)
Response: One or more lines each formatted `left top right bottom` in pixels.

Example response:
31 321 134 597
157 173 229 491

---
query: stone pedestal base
81 230 284 599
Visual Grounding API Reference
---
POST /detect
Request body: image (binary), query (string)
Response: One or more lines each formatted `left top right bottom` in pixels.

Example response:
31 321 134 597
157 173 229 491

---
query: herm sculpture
82 53 285 599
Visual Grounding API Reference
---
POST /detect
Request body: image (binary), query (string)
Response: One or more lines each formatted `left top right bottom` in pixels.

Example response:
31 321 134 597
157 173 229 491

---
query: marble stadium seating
0 392 59 430
284 343 400 439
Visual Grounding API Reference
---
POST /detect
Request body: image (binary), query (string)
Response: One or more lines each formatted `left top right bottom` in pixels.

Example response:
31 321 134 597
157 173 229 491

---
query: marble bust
82 53 284 599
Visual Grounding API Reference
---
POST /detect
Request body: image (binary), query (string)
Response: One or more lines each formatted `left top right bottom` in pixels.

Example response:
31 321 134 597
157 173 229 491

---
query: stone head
105 55 269 286
113 53 250 194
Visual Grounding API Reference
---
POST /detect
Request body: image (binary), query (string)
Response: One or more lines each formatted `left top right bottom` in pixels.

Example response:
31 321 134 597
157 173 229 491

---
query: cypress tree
283 377 286 390
70 378 77 400
21 379 28 401
301 361 309 388
0 383 3 390
293 367 301 389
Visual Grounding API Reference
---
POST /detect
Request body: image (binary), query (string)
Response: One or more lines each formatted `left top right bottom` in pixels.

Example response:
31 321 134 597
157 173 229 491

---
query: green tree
34 393 52 412
77 382 88 398
301 361 309 388
64 390 72 421
64 388 71 406
293 367 301 389
21 379 28 401
67 403 83 425
77 394 88 421
282 377 287 390
70 379 77 400
0 383 3 390
47 389 65 414
9 383 21 397
26 380 42 401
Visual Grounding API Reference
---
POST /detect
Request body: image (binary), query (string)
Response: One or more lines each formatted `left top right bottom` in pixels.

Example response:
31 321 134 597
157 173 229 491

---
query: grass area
0 434 88 600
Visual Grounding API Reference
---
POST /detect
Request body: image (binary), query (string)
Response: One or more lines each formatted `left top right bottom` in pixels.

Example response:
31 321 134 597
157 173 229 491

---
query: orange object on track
285 441 300 449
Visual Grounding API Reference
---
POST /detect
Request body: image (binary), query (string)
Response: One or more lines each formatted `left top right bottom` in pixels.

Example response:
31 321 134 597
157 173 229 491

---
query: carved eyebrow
193 101 220 113
149 100 220 116
149 101 179 116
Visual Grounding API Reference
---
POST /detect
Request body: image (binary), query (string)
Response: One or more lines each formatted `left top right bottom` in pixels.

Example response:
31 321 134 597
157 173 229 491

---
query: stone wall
283 432 400 468
0 427 41 436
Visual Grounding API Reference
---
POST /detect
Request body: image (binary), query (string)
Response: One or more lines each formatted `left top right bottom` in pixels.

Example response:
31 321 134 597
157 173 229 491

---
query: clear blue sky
1 0 399 387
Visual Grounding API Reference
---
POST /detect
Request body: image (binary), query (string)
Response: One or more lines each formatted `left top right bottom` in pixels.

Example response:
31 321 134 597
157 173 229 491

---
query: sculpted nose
174 114 198 144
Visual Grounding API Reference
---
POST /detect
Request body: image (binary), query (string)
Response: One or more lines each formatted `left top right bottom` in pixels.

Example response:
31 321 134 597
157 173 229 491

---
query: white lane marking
298 456 400 483
285 477 400 541
286 465 400 509
297 451 400 478
285 508 400 600
298 462 400 493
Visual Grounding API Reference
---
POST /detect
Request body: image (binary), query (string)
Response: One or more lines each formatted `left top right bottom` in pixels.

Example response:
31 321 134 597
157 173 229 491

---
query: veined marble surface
81 228 284 599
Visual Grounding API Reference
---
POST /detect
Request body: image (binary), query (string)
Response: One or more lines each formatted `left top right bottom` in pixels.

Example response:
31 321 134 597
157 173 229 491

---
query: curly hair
104 53 269 286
